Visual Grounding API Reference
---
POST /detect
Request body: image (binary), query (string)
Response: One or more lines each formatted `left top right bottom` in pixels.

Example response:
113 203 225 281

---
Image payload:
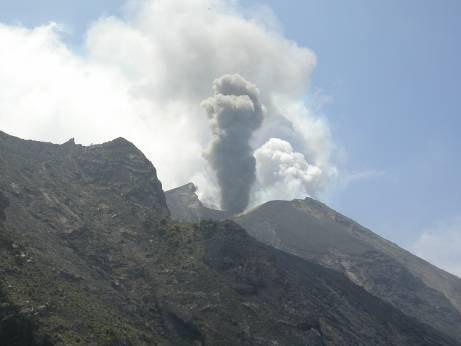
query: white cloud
252 138 336 205
412 218 461 278
0 0 337 207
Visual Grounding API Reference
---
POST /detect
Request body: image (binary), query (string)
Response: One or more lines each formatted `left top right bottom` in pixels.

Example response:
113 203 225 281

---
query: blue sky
242 0 461 247
257 0 461 246
1 1 460 273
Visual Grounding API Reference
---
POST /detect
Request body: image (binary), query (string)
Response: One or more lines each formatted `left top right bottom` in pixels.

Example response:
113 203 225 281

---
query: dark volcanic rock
0 286 53 346
167 182 461 343
0 191 9 221
0 130 459 345
236 198 461 343
165 183 230 222
76 137 168 211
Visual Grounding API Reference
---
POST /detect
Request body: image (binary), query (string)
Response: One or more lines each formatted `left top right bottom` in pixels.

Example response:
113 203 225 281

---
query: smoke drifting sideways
201 74 264 213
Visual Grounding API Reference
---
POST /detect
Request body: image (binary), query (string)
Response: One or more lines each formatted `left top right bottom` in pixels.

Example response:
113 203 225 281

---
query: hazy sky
0 0 460 277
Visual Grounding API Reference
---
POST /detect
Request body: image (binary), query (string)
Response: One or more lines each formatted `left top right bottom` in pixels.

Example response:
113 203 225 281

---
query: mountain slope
165 185 461 342
0 130 459 345
235 198 461 342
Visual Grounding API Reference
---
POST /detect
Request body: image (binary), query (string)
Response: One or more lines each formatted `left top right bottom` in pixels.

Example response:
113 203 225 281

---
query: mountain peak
165 182 230 223
167 182 199 198
235 196 461 341
1 131 460 345
61 138 76 146
0 131 169 215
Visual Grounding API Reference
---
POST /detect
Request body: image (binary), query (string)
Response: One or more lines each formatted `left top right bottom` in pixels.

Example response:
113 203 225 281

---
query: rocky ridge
0 130 459 345
166 183 461 343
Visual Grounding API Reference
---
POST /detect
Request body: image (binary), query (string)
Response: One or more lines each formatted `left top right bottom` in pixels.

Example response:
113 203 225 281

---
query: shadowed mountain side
1 130 458 345
236 199 461 342
166 182 461 342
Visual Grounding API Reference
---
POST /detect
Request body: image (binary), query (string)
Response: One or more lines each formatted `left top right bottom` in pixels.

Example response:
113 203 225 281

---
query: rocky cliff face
0 131 459 345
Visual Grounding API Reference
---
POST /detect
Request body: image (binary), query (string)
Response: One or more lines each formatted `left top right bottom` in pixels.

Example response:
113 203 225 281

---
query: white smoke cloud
412 218 461 278
0 0 337 208
252 138 332 205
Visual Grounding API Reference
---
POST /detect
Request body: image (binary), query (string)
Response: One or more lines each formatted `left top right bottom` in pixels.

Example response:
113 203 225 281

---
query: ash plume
201 74 264 213
0 0 337 206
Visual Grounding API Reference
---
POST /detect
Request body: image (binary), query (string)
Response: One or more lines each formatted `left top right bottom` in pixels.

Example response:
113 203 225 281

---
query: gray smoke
201 74 264 213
